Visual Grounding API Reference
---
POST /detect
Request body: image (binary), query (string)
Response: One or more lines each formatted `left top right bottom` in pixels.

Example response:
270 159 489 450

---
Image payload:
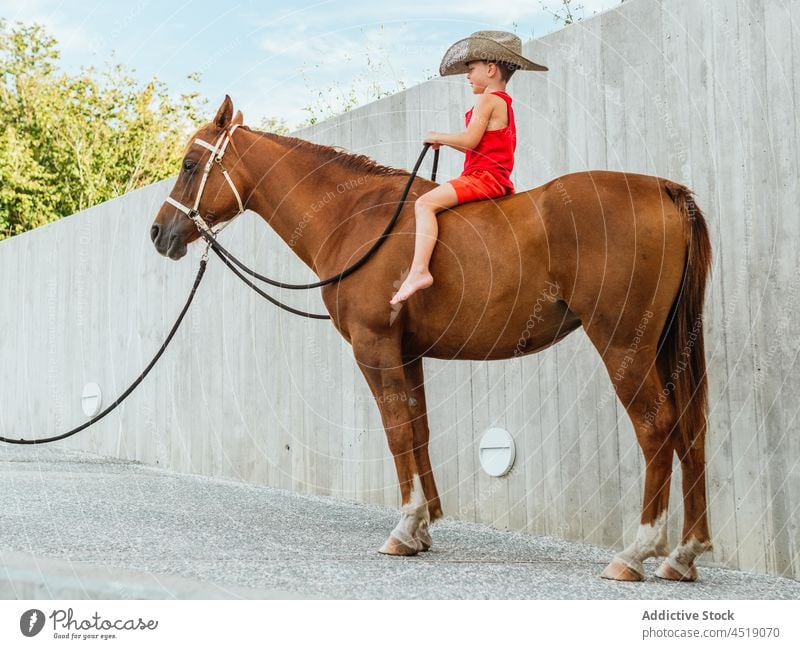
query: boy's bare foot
390 270 434 304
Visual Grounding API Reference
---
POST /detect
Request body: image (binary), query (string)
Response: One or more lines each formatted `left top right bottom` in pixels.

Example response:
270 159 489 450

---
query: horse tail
659 181 712 451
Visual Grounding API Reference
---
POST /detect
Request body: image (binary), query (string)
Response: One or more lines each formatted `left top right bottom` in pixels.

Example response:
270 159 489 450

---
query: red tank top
462 90 516 192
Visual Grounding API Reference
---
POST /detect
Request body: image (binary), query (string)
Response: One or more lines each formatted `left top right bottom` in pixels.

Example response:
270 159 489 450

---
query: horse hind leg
598 352 676 582
654 377 712 581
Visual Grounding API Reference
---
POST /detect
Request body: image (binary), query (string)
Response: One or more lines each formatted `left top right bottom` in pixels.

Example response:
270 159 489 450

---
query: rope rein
202 145 438 319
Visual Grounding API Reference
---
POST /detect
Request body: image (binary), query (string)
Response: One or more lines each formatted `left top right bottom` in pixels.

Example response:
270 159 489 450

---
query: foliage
540 0 624 26
258 115 290 135
0 21 206 239
540 0 585 25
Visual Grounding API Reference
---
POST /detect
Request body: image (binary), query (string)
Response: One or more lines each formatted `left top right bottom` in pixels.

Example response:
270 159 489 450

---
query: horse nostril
150 224 160 243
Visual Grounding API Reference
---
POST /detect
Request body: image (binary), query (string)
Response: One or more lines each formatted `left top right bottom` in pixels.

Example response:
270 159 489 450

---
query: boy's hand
423 131 441 149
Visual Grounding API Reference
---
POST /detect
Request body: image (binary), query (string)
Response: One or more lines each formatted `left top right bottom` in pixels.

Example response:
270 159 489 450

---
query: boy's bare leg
390 183 459 304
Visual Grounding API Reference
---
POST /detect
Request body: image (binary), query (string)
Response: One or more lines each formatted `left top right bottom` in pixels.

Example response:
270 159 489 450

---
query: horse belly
405 283 581 361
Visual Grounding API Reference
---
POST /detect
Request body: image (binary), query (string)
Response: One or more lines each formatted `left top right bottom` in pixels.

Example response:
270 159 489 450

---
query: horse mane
240 127 410 178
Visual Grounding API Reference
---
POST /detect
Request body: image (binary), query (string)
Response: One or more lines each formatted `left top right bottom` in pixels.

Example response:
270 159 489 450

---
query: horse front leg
354 338 429 556
403 357 443 552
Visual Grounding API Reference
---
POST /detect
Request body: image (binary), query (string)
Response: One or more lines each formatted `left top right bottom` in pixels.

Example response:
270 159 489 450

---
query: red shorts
447 170 513 204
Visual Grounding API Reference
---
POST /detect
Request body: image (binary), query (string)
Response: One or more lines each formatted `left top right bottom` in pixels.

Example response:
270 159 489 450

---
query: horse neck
240 131 410 276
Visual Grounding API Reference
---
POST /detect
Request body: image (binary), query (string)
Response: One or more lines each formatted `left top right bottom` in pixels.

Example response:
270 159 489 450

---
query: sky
0 0 623 129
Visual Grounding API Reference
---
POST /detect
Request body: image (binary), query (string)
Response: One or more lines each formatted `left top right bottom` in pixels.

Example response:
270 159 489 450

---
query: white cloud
0 0 96 54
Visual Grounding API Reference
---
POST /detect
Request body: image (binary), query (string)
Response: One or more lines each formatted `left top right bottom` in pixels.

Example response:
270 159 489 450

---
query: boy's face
466 60 497 94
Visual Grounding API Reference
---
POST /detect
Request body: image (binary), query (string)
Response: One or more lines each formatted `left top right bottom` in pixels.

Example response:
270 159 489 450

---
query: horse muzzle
150 222 188 260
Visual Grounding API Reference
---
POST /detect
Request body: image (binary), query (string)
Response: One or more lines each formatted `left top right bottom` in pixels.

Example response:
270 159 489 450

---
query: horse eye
183 159 197 172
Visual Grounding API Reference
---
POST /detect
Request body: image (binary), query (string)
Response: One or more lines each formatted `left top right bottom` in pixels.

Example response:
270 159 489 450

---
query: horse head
151 95 248 259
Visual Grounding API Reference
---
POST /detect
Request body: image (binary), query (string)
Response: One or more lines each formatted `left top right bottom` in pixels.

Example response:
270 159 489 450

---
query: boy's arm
424 93 499 152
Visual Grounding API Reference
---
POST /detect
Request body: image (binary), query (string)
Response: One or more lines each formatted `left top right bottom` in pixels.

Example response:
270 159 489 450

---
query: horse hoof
655 559 697 582
601 558 645 582
378 535 420 557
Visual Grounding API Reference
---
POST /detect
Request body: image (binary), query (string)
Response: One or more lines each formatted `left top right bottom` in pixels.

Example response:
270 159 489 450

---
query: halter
164 124 244 241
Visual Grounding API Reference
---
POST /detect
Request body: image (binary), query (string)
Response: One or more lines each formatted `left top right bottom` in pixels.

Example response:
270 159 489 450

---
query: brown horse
151 96 712 582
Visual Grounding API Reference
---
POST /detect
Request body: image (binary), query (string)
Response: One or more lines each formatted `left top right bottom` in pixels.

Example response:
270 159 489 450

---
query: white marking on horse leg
384 474 426 550
613 512 669 576
415 518 433 551
657 536 711 579
414 492 433 550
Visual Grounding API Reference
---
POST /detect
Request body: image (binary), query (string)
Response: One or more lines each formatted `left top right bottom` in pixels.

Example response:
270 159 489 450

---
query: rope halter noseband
164 124 244 246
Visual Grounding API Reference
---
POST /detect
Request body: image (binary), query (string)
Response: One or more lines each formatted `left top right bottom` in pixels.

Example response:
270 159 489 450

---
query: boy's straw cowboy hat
439 30 548 76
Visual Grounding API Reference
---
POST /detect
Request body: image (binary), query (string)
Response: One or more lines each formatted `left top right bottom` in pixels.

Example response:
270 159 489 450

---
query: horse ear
232 110 244 126
214 95 234 128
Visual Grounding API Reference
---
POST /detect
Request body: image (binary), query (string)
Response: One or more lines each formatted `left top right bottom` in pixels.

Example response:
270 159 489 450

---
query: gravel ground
1 445 798 600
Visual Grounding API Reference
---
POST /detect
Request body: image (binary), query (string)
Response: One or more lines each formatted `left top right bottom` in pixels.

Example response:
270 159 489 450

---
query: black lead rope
0 260 208 445
198 144 439 320
0 146 438 444
214 247 331 320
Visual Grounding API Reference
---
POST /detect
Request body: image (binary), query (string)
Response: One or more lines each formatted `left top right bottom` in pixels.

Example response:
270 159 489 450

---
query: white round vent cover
81 382 103 418
479 427 516 477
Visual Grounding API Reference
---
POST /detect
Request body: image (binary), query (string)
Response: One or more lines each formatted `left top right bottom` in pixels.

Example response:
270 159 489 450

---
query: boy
390 31 547 304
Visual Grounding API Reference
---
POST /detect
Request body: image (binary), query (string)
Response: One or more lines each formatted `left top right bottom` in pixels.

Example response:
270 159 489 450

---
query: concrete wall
1 0 798 578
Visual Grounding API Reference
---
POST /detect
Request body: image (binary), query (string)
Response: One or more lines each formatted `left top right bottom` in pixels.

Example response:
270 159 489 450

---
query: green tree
0 21 206 239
